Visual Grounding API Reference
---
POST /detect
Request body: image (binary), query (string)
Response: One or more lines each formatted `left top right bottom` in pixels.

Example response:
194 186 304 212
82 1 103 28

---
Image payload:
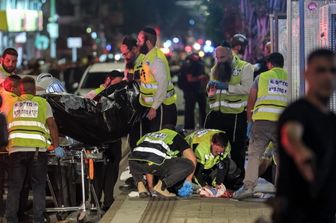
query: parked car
75 62 124 96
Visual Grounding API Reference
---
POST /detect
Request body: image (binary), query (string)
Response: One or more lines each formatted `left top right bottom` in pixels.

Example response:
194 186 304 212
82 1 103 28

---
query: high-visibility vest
129 129 181 165
128 54 145 80
185 129 231 169
0 89 17 116
7 94 51 149
208 56 249 114
252 67 288 121
139 47 176 107
0 65 11 85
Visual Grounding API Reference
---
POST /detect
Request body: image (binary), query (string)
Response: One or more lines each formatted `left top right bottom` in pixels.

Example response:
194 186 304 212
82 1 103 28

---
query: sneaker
233 186 254 200
137 181 150 198
153 180 176 198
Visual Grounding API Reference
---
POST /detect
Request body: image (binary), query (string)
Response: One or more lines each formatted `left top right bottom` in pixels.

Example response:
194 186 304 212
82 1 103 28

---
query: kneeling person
185 129 243 190
128 127 196 197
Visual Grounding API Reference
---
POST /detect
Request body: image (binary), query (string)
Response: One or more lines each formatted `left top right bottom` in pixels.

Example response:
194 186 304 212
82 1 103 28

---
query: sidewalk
101 195 272 223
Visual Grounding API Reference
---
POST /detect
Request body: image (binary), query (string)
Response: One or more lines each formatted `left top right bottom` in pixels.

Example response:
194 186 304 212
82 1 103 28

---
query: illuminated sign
0 9 43 32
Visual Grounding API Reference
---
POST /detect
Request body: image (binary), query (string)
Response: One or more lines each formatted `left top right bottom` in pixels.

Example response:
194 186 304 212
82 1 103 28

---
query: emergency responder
120 36 146 149
0 48 18 86
234 52 288 199
230 34 248 59
120 36 145 82
185 129 243 190
85 70 123 211
136 27 177 133
205 44 254 178
128 126 196 198
0 75 21 217
6 77 64 223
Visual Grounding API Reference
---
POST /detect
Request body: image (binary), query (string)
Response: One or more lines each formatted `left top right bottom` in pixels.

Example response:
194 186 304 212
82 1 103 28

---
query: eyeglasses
315 66 336 75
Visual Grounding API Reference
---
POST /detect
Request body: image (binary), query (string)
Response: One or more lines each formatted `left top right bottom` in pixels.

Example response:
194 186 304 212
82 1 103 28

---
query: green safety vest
129 129 181 165
139 47 176 107
131 54 145 80
0 65 11 85
7 94 51 149
208 56 249 114
0 89 18 116
185 129 231 169
252 67 288 121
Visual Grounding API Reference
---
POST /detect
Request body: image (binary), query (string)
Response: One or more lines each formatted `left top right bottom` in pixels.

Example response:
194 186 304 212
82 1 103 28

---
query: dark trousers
205 111 247 178
6 152 48 223
0 153 8 216
93 140 121 210
183 91 207 129
129 158 194 188
129 103 177 149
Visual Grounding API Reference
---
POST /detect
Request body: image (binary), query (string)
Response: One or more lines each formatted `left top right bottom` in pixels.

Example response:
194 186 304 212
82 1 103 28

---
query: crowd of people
0 26 335 223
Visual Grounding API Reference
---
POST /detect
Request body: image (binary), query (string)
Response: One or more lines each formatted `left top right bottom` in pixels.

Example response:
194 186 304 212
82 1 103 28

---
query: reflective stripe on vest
254 107 284 115
209 100 247 109
8 120 49 133
133 146 170 159
143 138 170 151
252 67 288 121
256 95 288 104
8 132 48 142
141 90 176 104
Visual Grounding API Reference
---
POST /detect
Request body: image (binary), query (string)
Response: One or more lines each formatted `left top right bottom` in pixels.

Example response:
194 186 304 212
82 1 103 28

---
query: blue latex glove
54 146 65 158
247 122 253 138
178 180 193 197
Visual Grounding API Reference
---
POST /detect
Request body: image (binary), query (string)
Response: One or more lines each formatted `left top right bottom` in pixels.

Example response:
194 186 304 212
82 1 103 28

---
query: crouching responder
185 129 243 191
128 126 197 198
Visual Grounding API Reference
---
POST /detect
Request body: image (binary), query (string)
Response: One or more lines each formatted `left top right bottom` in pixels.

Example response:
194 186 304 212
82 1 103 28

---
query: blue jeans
6 151 48 223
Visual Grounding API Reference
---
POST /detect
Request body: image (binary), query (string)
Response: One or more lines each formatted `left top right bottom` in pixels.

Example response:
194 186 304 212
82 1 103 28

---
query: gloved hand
247 122 253 138
54 146 65 158
177 180 193 197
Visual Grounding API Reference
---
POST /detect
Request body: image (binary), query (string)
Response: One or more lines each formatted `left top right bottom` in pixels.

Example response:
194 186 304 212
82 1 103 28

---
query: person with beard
233 52 288 199
120 36 145 82
0 48 18 86
271 49 336 223
205 44 253 180
136 27 177 133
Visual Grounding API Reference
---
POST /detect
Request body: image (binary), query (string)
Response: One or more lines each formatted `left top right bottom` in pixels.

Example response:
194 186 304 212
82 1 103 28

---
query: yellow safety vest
252 67 288 121
208 56 249 114
7 94 51 149
0 89 18 116
185 129 231 169
139 47 176 107
0 65 11 85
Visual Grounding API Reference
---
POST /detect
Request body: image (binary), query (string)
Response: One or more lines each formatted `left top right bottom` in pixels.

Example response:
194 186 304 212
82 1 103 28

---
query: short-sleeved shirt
277 98 336 210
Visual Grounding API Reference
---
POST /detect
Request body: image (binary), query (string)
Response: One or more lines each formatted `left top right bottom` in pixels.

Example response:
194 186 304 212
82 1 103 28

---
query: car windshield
81 72 109 88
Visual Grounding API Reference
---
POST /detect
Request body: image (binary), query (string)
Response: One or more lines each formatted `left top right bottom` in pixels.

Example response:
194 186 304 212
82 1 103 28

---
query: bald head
20 77 36 95
215 46 232 63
